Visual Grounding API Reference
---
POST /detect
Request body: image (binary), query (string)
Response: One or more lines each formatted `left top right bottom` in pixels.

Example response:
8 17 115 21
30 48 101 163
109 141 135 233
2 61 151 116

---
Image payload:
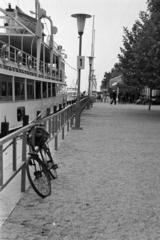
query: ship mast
90 15 97 92
35 0 40 20
91 15 95 58
35 0 42 74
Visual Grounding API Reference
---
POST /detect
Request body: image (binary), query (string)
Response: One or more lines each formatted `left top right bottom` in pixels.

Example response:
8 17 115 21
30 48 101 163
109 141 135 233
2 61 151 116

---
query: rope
65 61 77 72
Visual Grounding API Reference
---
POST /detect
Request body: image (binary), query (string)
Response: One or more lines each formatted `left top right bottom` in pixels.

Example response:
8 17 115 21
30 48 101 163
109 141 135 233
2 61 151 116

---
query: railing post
55 115 57 133
55 116 58 150
55 134 58 150
52 117 55 136
62 112 65 140
71 117 74 127
21 132 27 192
58 114 61 130
67 111 69 131
62 112 64 127
62 127 64 140
66 108 69 129
65 109 67 123
49 118 52 136
60 112 62 129
67 120 69 132
0 145 3 187
12 138 17 171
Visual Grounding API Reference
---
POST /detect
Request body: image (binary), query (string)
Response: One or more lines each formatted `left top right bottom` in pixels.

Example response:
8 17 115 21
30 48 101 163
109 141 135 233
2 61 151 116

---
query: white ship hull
0 95 66 130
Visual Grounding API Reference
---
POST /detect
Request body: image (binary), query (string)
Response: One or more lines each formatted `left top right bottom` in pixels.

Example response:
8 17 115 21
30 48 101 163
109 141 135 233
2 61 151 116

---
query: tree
119 3 160 109
118 12 149 88
147 0 160 13
100 72 111 90
102 0 160 107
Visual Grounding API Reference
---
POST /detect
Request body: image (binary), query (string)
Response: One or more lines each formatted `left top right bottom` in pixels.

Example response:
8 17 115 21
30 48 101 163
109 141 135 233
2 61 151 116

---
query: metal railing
0 103 76 193
0 97 91 193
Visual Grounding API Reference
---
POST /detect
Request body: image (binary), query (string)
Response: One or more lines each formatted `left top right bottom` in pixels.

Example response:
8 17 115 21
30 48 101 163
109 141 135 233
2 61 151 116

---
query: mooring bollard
54 106 57 113
1 118 9 137
23 115 29 126
46 108 50 116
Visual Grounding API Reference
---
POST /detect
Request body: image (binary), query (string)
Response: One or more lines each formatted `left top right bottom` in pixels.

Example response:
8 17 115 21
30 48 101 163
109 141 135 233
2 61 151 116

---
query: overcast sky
2 0 148 91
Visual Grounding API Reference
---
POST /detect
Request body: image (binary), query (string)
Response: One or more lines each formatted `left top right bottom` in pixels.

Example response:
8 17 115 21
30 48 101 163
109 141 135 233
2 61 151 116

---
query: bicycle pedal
52 163 58 170
47 161 58 170
34 171 42 178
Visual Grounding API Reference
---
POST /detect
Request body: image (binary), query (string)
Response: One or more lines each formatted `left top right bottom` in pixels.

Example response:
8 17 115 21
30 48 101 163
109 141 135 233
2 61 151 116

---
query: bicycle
26 123 58 198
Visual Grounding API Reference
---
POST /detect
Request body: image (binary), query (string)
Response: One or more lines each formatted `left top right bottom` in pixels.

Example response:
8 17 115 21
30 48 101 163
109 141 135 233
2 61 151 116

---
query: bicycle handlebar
27 123 45 134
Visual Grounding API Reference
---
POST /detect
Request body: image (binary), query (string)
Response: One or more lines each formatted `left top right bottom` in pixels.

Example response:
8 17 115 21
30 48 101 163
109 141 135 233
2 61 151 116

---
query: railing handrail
0 97 91 193
0 123 33 146
0 101 76 146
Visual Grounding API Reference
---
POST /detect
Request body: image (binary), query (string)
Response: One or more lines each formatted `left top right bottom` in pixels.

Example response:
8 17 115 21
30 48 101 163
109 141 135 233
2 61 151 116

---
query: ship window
57 84 60 94
15 77 25 100
56 57 59 69
17 106 25 121
48 82 51 97
1 82 7 96
0 74 12 101
36 81 41 99
27 79 34 99
43 82 47 98
8 82 12 96
52 83 56 97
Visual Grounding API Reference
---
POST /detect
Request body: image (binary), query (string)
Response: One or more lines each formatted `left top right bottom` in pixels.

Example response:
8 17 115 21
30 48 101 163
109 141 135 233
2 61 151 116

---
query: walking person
110 90 117 105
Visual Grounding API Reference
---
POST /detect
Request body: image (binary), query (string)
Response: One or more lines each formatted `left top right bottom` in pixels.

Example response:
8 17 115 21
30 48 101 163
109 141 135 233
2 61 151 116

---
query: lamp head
71 13 91 35
88 56 94 65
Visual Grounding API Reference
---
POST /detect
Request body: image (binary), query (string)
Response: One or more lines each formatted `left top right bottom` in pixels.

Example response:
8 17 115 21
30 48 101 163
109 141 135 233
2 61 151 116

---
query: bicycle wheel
39 145 58 179
26 155 51 198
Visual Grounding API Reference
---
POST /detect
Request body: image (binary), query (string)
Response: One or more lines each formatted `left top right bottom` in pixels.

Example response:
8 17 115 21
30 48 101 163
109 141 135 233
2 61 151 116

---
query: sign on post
77 56 85 69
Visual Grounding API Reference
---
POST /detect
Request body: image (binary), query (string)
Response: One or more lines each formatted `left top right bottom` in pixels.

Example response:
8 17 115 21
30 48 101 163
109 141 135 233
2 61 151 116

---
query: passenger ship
0 0 67 134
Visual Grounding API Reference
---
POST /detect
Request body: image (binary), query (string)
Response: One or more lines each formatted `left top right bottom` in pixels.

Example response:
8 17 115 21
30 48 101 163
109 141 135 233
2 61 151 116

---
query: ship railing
0 97 91 194
0 40 62 82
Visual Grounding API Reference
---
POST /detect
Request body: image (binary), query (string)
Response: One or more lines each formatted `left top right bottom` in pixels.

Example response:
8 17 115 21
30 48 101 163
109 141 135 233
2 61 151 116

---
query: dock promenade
1 102 160 239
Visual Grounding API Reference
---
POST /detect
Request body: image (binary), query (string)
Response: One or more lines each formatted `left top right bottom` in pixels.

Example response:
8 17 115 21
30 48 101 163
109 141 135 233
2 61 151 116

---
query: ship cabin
0 2 67 131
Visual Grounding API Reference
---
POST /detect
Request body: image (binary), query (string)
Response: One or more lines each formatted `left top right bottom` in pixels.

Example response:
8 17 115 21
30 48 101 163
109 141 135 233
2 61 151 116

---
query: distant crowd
96 91 139 105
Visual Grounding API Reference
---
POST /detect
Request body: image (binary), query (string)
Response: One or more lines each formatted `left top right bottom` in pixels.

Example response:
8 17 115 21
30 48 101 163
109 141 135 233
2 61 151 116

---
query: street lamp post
71 13 91 129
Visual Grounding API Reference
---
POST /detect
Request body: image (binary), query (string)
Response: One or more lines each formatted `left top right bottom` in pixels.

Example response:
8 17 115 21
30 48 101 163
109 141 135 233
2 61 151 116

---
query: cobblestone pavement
1 103 160 240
